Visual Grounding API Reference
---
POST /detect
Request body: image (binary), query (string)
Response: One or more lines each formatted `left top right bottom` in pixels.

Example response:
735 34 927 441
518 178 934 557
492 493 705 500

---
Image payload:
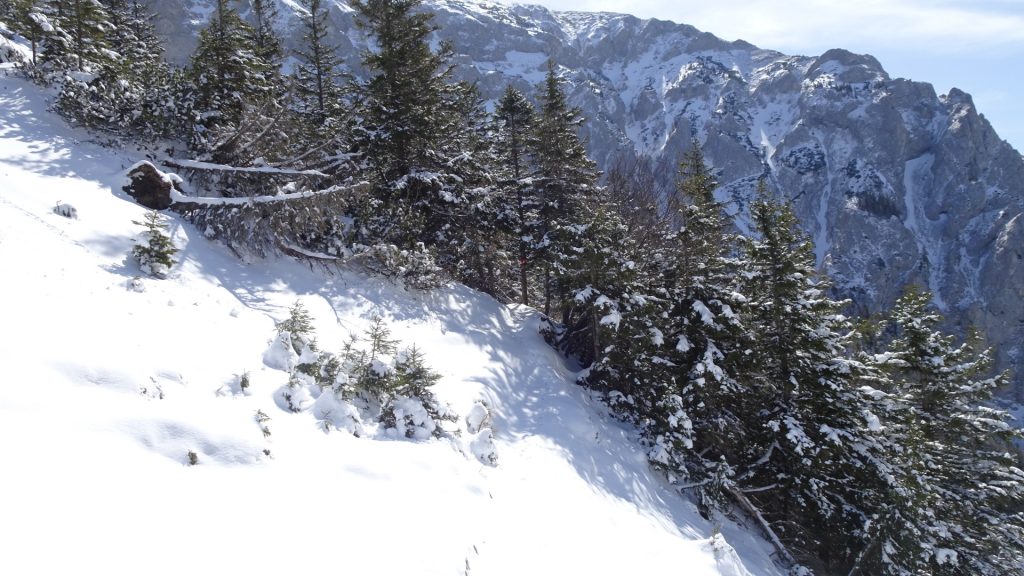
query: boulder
123 161 180 210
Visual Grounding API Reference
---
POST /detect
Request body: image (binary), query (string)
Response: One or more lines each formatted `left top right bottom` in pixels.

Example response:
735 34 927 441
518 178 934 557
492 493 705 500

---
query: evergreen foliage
248 0 282 67
55 0 172 136
41 0 112 73
9 5 1021 570
855 287 1024 575
292 0 343 129
348 0 494 288
6 0 52 66
736 187 891 571
493 85 538 306
183 0 280 162
381 344 456 438
528 60 599 318
132 210 177 278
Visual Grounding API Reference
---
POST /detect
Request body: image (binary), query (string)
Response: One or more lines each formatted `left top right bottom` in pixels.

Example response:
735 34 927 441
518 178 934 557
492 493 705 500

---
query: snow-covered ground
0 65 783 576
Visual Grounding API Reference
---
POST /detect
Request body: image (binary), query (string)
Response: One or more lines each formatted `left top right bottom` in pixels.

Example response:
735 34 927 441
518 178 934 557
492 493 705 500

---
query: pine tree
493 85 538 305
132 210 177 278
355 316 399 398
7 0 51 66
350 0 447 180
183 0 278 162
293 0 343 128
55 0 171 135
41 0 111 73
248 0 281 67
648 145 748 512
859 287 1024 575
276 300 316 353
528 60 599 317
383 344 455 438
737 188 891 571
348 0 496 285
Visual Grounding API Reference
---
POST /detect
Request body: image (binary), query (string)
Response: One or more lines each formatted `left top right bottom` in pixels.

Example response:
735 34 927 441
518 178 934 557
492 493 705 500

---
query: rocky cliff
153 0 1024 396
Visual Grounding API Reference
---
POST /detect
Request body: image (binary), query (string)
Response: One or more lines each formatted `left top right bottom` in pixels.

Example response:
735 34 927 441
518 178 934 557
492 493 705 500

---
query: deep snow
0 65 783 576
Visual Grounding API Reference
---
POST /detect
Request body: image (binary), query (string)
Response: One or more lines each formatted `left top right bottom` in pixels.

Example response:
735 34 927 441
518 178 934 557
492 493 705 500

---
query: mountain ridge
151 0 1024 396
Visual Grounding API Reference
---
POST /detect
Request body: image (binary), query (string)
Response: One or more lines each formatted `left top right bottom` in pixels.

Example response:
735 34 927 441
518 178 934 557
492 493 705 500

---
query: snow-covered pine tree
737 188 891 572
292 0 344 133
5 0 51 66
348 0 495 287
381 344 456 438
352 317 399 402
248 0 282 68
492 85 539 306
182 0 280 163
40 0 111 73
550 191 637 367
859 286 1024 575
650 144 749 513
435 80 508 295
132 210 177 278
55 0 172 135
528 60 599 318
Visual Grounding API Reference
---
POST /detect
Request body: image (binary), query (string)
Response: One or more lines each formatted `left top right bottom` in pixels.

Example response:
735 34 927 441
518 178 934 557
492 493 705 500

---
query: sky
505 0 1024 153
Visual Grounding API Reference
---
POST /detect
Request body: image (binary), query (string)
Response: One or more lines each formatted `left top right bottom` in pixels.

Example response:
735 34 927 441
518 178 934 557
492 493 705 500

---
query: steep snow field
0 66 782 576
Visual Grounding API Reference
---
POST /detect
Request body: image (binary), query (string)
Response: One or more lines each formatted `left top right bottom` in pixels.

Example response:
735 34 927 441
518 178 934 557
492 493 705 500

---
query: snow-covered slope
0 68 782 575
149 0 1024 398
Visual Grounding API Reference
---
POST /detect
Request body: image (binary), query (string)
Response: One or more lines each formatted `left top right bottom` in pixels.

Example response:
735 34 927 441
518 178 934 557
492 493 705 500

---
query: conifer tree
56 0 171 135
493 85 538 305
737 188 891 570
6 0 52 66
293 0 343 129
383 344 455 438
248 0 281 67
858 287 1024 575
528 60 599 317
183 0 278 162
350 0 446 179
132 210 177 278
348 0 496 284
650 145 748 510
41 0 111 72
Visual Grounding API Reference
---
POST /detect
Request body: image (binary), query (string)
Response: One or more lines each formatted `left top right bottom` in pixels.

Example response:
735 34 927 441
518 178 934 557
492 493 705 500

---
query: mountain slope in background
152 0 1024 396
0 66 782 576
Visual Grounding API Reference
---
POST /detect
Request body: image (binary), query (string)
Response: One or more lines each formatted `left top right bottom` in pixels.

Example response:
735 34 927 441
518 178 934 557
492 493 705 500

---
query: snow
0 70 783 575
902 153 948 310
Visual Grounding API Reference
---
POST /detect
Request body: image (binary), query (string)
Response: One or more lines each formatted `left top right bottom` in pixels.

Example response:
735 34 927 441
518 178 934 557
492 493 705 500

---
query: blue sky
510 0 1024 153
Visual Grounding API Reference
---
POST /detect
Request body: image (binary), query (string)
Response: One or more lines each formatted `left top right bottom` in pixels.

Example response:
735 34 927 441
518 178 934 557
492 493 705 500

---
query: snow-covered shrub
361 242 446 290
469 428 498 466
131 210 177 278
265 310 457 441
465 401 491 434
126 276 145 292
380 345 457 439
52 201 77 219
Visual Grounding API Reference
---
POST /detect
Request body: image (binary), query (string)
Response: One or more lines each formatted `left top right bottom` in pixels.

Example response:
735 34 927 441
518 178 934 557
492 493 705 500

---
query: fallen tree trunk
124 161 369 260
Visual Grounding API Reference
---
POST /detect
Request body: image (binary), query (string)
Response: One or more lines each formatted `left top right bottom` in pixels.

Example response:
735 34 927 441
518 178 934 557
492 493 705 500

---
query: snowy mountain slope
0 69 783 576
149 0 1024 397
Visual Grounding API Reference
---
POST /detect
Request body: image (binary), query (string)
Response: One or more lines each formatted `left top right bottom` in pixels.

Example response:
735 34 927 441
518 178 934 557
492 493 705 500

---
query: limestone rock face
152 0 1024 395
